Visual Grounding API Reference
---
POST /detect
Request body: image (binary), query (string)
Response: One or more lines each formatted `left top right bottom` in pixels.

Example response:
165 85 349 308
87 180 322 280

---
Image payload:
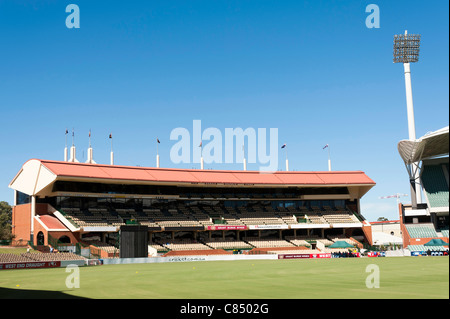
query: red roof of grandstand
9 159 376 198
36 159 375 186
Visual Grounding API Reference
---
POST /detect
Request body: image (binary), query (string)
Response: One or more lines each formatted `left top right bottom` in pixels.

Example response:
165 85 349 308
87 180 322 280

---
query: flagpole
243 142 247 171
327 145 331 171
281 144 288 171
200 141 204 170
64 129 68 161
69 128 78 162
156 138 160 168
285 145 289 171
86 129 96 164
109 133 114 165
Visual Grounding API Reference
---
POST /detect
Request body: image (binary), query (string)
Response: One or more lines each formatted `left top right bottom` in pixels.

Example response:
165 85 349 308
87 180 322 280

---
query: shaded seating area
0 252 86 263
406 224 439 238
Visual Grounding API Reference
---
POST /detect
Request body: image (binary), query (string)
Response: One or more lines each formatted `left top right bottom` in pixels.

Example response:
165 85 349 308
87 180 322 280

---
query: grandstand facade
397 127 449 252
9 159 376 258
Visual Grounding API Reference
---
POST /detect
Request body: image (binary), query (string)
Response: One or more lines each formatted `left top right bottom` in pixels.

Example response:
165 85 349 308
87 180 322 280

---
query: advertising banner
278 253 331 259
248 225 289 230
0 261 61 270
207 225 247 231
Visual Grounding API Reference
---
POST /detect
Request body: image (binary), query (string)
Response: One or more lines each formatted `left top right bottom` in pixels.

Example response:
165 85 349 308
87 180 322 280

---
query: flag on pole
323 144 329 149
281 144 286 149
109 134 112 139
89 130 91 138
65 129 68 135
199 141 202 147
157 138 160 144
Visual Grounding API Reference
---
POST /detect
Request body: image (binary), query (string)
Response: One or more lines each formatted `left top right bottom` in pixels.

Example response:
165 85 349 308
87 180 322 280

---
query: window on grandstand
17 191 30 205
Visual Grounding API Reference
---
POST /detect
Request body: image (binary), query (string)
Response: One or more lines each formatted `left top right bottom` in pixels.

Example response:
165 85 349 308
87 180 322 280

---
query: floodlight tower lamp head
393 30 421 64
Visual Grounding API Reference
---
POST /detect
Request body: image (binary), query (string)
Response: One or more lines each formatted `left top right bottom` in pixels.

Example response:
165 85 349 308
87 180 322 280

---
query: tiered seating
22 252 86 261
406 224 439 238
187 206 214 226
90 241 119 254
321 211 359 224
244 238 295 248
1 252 86 263
136 209 160 228
285 237 311 247
278 212 298 225
203 239 253 250
222 208 245 226
61 208 124 227
138 207 209 228
159 239 211 251
149 243 168 253
408 245 448 252
300 211 327 224
0 253 32 263
421 163 449 208
59 203 361 229
238 212 285 225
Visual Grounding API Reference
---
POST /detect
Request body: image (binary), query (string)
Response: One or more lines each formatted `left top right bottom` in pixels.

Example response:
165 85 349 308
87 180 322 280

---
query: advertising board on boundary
278 253 332 259
0 261 61 270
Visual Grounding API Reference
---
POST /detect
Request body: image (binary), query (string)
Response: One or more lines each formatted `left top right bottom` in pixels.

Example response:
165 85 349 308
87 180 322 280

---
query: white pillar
403 60 422 205
110 151 114 165
156 154 160 168
201 157 204 170
243 158 247 171
85 147 96 164
69 146 79 162
64 147 68 161
286 159 289 171
403 62 416 141
328 158 332 171
30 195 36 242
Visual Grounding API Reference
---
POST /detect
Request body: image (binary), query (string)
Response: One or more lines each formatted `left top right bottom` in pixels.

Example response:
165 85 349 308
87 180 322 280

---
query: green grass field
0 257 448 299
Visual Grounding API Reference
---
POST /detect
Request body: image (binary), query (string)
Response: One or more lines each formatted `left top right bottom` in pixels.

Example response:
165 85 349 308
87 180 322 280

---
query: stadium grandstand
397 126 449 252
7 158 376 259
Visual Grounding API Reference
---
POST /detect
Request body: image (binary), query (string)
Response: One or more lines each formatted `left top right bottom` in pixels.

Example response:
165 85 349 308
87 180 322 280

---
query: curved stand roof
398 126 449 165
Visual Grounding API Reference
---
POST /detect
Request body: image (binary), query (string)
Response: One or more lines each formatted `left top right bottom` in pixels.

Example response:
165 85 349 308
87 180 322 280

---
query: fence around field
102 253 279 265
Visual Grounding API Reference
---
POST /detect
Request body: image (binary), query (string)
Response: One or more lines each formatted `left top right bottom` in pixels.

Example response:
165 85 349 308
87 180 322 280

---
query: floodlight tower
393 30 422 208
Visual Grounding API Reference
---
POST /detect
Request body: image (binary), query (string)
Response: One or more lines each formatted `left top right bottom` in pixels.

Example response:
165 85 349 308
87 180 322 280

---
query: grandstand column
30 195 36 243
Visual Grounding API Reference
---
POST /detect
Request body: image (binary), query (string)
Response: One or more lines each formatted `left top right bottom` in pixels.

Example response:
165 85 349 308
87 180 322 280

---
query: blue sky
0 0 448 221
